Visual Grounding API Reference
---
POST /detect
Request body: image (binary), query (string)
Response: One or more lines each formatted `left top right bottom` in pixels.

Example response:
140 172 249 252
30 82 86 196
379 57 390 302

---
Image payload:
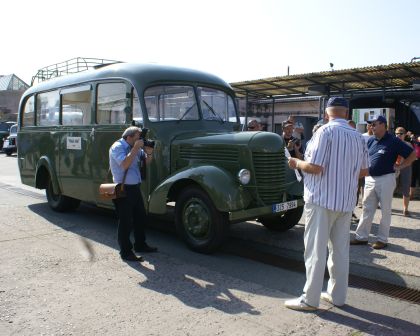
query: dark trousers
112 184 147 257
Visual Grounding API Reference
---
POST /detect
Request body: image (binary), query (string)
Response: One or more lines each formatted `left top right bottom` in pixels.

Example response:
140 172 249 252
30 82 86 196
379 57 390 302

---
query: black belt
124 183 141 188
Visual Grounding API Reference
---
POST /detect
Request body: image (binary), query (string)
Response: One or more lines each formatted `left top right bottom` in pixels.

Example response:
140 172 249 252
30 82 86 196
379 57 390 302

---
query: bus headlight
238 169 251 185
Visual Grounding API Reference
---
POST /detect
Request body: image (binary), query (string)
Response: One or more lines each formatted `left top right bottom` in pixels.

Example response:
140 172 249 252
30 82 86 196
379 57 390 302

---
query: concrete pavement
230 197 420 290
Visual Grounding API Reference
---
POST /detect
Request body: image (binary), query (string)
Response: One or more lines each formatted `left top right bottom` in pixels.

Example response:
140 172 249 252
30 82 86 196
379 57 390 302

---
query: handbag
99 169 128 200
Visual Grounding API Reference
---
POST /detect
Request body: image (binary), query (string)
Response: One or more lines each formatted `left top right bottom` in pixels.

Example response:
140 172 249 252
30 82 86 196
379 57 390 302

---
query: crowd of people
246 99 417 311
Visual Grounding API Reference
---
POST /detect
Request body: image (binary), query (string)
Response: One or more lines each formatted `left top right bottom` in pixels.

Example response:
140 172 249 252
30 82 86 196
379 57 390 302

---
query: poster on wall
352 108 395 132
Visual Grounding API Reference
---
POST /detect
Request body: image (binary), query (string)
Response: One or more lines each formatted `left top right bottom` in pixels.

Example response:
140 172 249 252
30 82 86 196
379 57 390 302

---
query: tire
46 178 80 212
5 150 12 156
175 186 228 254
258 205 304 232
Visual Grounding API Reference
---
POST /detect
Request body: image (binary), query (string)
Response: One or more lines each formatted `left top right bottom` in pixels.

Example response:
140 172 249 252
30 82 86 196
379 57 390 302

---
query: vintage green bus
17 63 303 253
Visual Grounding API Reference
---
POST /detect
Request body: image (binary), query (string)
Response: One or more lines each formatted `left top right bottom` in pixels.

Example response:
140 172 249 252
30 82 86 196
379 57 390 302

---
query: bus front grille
253 152 286 205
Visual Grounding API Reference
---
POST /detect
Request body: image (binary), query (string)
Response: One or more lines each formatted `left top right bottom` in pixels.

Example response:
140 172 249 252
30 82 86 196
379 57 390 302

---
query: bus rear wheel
46 178 80 212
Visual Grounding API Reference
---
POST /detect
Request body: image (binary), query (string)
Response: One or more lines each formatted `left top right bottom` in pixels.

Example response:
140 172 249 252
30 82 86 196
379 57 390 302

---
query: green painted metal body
17 63 303 223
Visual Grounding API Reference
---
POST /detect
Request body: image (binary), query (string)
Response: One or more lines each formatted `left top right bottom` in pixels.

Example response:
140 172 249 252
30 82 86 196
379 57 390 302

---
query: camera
139 128 155 148
290 138 301 147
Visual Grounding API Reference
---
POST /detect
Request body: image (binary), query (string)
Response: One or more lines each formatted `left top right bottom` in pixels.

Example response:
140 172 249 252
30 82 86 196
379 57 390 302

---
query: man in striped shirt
285 97 369 311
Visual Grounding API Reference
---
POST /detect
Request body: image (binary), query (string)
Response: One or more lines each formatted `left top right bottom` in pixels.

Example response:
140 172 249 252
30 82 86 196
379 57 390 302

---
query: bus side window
22 96 35 127
36 91 60 126
61 85 92 125
97 83 129 124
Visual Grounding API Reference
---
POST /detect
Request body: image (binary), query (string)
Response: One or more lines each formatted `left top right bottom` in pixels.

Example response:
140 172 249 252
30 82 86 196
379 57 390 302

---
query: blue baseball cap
326 97 349 108
367 115 387 124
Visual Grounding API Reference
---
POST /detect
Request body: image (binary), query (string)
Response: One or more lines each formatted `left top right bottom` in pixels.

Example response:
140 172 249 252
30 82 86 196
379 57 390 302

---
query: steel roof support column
245 91 249 130
271 97 275 132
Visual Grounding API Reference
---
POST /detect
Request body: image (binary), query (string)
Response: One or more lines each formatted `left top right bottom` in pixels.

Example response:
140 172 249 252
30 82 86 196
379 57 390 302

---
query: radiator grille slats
179 147 239 162
253 152 286 204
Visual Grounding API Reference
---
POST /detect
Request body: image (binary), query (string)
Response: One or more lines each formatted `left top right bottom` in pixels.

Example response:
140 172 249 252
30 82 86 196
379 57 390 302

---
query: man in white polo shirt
285 97 369 311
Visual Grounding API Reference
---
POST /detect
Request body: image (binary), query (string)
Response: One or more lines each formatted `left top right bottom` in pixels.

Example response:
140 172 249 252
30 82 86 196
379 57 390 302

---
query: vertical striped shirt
303 119 369 212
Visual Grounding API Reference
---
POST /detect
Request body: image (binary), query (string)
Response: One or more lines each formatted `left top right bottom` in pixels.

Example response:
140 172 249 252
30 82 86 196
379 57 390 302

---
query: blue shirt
109 138 145 185
367 132 413 177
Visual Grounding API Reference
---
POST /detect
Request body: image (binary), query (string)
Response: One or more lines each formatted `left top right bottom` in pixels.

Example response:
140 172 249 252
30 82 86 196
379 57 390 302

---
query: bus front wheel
46 178 80 212
175 186 228 254
258 205 304 232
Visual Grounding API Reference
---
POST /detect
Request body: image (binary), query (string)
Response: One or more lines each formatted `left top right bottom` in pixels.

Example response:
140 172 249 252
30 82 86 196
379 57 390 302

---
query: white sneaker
284 296 317 311
320 292 343 307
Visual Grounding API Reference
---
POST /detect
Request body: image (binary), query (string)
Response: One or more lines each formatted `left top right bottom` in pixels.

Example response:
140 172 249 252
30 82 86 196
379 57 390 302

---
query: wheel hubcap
183 198 210 239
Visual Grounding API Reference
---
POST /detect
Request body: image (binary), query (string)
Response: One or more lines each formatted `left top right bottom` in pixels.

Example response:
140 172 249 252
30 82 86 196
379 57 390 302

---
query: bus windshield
144 85 237 122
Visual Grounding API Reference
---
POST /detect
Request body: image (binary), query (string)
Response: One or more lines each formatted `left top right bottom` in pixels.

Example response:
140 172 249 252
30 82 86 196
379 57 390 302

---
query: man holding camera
109 126 157 262
283 120 303 159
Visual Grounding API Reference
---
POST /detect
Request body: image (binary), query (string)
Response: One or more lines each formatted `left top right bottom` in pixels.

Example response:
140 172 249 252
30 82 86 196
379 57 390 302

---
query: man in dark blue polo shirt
351 115 416 249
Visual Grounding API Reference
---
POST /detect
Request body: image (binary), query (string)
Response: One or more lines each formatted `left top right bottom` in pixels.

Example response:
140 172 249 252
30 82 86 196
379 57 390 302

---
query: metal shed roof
0 74 29 91
230 62 420 99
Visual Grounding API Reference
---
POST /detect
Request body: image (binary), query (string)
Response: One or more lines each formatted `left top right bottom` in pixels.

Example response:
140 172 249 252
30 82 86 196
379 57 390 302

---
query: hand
133 139 144 151
288 158 298 169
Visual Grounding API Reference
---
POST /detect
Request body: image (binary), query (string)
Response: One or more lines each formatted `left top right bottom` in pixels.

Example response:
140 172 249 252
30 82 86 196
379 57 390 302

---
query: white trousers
302 203 352 307
355 173 396 243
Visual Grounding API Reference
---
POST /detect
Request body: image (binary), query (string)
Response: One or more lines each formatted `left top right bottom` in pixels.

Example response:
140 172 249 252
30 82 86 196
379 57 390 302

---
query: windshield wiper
202 100 224 123
177 103 197 122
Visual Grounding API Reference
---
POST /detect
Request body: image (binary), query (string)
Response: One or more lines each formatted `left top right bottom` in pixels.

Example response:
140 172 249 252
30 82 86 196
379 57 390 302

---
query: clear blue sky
2 0 419 85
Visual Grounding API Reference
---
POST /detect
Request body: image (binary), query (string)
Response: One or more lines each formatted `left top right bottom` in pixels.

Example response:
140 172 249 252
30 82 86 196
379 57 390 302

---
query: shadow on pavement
319 305 420 336
27 202 265 315
131 259 261 315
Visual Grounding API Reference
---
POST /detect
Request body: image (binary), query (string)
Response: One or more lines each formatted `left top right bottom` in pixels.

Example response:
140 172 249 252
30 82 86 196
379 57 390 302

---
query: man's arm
121 140 143 170
396 151 416 170
288 158 323 175
359 168 369 178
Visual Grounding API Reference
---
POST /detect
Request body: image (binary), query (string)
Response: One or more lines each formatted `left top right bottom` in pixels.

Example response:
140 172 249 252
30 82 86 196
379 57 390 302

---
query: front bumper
228 198 304 223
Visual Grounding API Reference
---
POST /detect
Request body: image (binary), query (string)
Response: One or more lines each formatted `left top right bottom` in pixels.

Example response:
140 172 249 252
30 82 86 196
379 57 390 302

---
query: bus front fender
35 156 60 194
148 165 252 215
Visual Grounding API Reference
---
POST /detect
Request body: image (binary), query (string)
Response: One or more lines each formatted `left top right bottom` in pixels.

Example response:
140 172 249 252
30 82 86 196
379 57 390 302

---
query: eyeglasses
395 132 404 135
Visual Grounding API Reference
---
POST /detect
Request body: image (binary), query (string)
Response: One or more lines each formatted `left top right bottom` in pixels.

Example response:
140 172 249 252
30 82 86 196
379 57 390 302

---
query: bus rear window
22 96 35 127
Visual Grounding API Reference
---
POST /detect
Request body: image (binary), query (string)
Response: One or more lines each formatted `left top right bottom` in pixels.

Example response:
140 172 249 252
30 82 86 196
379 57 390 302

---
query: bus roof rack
31 57 123 85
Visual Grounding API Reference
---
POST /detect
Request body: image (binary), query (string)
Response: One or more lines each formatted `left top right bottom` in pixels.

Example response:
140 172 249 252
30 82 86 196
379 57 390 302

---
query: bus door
58 85 96 201
90 82 133 204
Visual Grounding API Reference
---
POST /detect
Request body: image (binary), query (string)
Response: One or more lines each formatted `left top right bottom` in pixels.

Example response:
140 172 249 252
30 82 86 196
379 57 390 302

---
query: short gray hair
122 126 141 139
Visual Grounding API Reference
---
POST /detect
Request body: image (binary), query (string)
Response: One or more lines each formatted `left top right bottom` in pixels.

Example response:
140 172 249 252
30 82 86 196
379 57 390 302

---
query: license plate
272 200 298 213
